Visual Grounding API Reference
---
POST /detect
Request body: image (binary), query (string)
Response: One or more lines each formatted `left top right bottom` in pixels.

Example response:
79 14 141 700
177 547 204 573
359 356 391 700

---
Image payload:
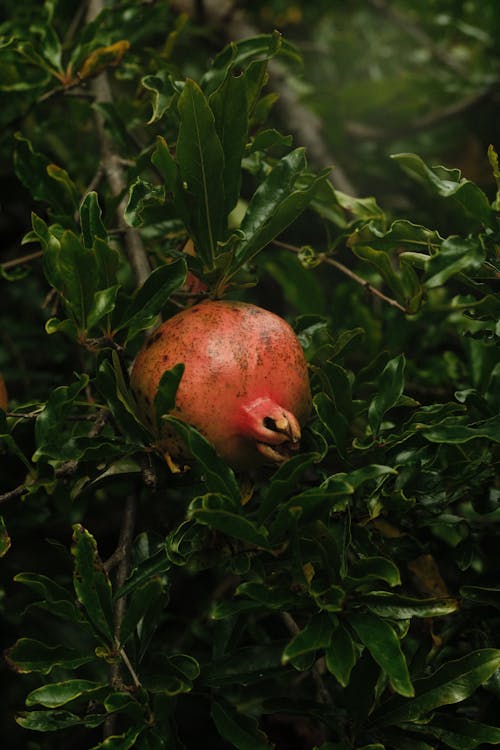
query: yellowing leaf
78 41 130 80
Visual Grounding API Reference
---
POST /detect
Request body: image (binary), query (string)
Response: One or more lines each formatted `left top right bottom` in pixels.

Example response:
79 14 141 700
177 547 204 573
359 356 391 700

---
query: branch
169 0 358 196
345 88 493 141
274 240 408 313
86 0 151 286
367 0 467 77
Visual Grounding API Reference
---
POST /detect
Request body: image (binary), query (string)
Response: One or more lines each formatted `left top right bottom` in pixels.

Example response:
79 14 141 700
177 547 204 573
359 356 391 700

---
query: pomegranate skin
130 300 311 469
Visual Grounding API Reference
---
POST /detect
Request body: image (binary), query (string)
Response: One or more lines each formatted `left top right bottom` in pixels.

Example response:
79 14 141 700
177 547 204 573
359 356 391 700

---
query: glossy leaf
234 149 330 268
176 79 226 267
117 258 187 342
17 709 106 732
164 417 240 501
153 364 185 430
392 153 495 229
282 612 333 664
349 612 414 697
325 622 358 687
423 715 500 749
80 191 107 248
5 638 94 674
373 649 500 725
189 494 271 549
368 355 406 435
71 524 113 642
26 679 106 708
0 515 11 557
212 700 270 750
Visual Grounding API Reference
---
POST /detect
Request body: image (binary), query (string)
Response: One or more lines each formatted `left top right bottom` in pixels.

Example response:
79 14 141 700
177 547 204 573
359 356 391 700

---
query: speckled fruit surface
130 300 311 469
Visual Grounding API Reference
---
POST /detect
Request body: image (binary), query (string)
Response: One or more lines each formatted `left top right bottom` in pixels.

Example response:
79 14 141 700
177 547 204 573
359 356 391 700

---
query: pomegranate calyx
239 397 302 464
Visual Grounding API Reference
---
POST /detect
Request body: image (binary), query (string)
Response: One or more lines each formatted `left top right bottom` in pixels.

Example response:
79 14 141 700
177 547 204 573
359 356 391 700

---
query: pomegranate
130 300 311 469
0 374 7 412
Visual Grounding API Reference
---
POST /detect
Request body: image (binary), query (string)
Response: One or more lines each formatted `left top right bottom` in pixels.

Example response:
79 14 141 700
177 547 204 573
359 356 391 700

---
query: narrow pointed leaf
176 79 226 267
71 524 113 642
373 649 500 725
349 612 414 697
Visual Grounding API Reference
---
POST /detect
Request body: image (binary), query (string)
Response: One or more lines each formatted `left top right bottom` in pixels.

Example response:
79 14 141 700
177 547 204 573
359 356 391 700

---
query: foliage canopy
0 1 499 749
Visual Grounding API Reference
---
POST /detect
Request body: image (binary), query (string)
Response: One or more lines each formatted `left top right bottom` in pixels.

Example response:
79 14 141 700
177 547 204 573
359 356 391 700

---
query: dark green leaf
154 364 185 430
325 622 358 687
80 191 107 248
422 715 500 749
368 355 406 435
26 679 106 708
234 149 330 269
71 524 113 642
16 709 106 732
189 494 271 549
392 153 495 229
373 649 500 725
282 612 333 664
349 612 414 697
0 515 11 557
164 417 240 501
117 258 187 342
5 638 94 674
176 79 226 267
212 700 271 750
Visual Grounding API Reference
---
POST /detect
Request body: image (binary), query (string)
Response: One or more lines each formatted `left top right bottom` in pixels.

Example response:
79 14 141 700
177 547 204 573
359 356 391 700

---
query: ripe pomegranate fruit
0 374 7 412
130 300 311 469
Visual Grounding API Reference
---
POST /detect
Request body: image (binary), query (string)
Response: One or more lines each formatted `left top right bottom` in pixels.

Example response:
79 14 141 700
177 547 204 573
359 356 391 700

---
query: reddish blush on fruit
130 300 311 469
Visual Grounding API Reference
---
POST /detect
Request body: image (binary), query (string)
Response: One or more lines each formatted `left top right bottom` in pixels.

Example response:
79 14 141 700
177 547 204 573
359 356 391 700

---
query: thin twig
367 0 467 77
86 0 151 286
345 88 493 141
1 250 43 270
273 240 408 313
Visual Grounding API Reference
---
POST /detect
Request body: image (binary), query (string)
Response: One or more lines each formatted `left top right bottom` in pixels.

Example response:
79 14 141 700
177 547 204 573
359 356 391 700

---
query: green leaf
176 78 226 267
392 152 495 229
33 375 89 461
142 69 179 123
5 638 94 674
0 515 11 557
88 726 142 749
117 258 187 342
164 416 240 501
87 285 120 331
95 354 150 445
26 679 106 708
345 557 401 588
209 63 251 216
372 649 500 725
361 592 458 619
460 585 500 610
71 524 114 642
349 612 414 697
282 612 333 664
212 700 271 750
119 577 167 645
14 135 77 218
153 364 185 430
189 494 271 549
115 548 170 600
17 709 106 732
14 572 86 623
80 191 108 248
350 241 422 312
422 715 500 749
233 149 330 269
420 414 500 444
424 236 485 288
368 355 406 435
325 622 358 687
